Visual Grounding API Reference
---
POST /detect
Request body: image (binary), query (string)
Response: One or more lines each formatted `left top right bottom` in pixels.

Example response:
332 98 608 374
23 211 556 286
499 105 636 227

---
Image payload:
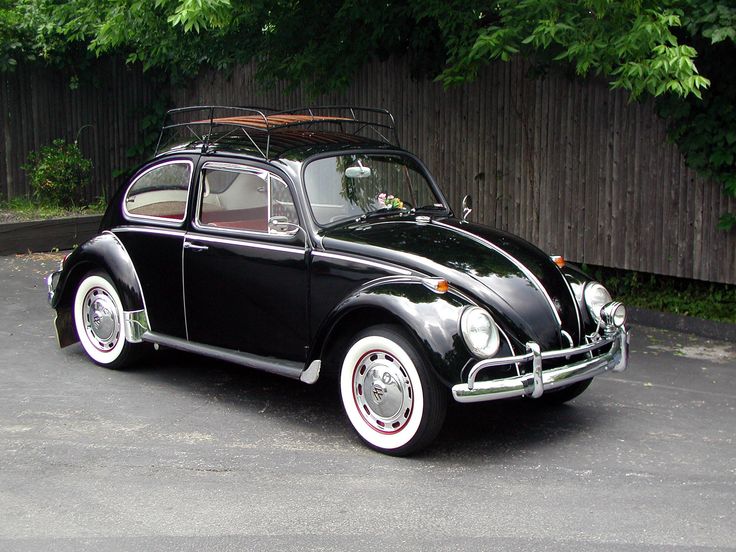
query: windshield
303 154 446 226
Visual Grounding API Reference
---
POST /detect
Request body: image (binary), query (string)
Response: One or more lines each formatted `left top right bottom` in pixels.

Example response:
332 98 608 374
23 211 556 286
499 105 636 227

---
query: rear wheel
339 325 446 455
73 272 140 369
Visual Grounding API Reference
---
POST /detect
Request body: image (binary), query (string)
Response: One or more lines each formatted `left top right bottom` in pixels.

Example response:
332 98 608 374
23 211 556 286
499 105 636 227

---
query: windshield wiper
412 204 449 213
358 207 406 222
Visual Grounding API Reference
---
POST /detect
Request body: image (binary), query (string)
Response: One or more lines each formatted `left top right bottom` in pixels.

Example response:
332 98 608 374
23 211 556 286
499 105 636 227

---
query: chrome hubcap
82 287 120 352
353 350 413 433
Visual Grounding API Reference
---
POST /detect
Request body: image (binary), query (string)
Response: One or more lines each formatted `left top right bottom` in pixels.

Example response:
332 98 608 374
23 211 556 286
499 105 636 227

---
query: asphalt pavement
1 252 734 551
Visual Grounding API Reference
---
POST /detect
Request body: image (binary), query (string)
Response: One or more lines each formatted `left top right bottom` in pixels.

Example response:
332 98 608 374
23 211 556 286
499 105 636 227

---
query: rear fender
51 231 148 347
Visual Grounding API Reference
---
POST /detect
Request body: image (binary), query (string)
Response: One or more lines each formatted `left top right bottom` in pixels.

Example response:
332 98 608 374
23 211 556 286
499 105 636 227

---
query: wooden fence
0 58 154 204
174 58 736 285
2 56 734 284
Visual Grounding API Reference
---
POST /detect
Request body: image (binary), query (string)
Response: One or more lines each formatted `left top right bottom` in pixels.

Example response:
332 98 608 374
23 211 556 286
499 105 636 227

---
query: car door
182 160 308 362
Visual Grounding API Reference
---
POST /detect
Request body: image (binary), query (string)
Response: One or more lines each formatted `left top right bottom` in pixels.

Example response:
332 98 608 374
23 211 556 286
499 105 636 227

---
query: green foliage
2 0 735 228
0 0 713 99
22 139 93 208
0 195 105 221
0 0 35 71
123 96 170 166
590 264 736 324
682 0 736 43
439 0 709 100
655 1 736 230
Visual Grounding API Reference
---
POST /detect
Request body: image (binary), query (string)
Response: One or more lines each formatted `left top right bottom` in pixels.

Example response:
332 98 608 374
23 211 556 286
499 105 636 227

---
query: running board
142 331 307 381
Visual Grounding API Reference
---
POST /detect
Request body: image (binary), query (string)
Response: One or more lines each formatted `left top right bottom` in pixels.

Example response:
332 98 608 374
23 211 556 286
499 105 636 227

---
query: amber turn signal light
422 278 449 294
551 255 565 268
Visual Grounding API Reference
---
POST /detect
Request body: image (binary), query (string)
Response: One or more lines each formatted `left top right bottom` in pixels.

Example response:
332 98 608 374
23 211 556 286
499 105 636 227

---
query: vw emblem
372 384 385 403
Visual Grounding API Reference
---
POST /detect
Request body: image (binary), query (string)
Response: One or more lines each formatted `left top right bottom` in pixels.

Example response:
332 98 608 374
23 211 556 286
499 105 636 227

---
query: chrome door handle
184 242 208 251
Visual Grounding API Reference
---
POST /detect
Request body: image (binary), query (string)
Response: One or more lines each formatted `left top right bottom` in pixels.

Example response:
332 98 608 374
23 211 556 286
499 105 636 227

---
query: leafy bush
586 264 736 324
22 139 92 208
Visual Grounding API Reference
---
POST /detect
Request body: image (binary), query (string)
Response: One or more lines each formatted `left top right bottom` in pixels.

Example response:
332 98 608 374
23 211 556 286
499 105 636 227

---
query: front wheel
73 272 140 369
339 325 446 455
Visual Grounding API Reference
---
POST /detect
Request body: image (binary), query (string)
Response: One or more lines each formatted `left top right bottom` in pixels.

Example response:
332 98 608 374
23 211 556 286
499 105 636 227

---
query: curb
628 306 736 343
0 215 102 255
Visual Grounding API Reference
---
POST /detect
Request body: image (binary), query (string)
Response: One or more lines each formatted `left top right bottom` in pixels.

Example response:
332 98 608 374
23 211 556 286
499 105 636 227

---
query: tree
2 0 734 227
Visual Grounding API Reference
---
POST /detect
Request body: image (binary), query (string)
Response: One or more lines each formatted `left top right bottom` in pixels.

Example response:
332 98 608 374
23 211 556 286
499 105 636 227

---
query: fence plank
2 57 734 284
0 59 154 206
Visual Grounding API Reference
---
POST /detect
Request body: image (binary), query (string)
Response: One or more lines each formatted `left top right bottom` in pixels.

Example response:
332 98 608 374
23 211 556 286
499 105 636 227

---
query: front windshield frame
301 150 450 228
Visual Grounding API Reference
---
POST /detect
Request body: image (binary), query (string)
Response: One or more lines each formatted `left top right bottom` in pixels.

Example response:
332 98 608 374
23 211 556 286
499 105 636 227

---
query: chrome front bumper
452 328 629 403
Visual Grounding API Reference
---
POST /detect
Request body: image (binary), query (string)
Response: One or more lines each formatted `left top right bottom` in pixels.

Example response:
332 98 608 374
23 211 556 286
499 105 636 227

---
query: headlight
460 307 500 358
583 282 612 324
601 301 627 327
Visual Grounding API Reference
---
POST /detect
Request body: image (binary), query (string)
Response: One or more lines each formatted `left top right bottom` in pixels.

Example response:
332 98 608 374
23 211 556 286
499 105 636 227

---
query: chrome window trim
201 161 269 176
113 226 186 238
194 163 301 239
434 221 562 327
312 251 411 276
184 233 306 255
122 159 194 225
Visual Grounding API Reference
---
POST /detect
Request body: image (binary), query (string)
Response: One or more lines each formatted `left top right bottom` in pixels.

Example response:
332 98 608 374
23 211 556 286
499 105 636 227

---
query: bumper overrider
452 327 629 403
46 269 61 305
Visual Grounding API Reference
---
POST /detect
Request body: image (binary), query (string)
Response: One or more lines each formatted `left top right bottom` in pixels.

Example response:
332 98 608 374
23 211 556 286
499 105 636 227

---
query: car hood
320 216 581 349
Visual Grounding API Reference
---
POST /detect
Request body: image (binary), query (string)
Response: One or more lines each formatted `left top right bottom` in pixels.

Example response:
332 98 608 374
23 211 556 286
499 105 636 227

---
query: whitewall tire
73 273 136 369
340 325 446 455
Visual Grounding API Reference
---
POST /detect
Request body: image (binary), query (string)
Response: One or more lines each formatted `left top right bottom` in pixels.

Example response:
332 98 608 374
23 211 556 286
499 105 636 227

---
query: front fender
313 276 475 386
51 231 146 312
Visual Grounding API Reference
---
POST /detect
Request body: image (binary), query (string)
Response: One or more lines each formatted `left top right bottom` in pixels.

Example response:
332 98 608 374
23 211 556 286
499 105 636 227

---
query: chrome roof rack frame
154 105 400 159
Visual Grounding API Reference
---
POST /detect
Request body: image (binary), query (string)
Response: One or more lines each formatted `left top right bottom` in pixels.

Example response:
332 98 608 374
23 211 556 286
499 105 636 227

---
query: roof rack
154 105 400 158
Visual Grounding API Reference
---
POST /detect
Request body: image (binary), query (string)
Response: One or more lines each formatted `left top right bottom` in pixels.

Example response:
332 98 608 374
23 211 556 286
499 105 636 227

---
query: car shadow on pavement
74 344 613 461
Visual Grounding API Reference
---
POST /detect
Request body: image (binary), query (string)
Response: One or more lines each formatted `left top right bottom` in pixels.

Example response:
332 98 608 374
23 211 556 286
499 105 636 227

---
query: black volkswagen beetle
47 106 629 455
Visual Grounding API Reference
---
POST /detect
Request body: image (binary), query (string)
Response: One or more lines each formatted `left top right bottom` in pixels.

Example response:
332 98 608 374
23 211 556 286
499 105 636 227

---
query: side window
124 162 192 221
198 167 299 234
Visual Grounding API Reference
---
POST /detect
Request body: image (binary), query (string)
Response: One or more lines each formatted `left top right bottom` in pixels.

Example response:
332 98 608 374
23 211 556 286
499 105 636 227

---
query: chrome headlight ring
601 301 627 328
583 281 612 325
460 306 501 358
584 282 627 329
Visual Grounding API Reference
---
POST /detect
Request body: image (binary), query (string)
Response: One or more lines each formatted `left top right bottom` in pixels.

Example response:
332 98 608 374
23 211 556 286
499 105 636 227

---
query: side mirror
461 195 473 221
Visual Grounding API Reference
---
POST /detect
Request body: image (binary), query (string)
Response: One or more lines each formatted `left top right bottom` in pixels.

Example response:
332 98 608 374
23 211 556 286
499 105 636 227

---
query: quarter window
124 162 192 221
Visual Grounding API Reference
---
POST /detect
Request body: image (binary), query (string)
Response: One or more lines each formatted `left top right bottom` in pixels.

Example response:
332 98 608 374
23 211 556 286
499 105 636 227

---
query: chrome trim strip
557 265 582 339
433 221 562 326
123 309 150 343
452 328 629 403
312 251 411 276
142 331 305 380
184 233 305 254
113 226 186 238
181 236 189 340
